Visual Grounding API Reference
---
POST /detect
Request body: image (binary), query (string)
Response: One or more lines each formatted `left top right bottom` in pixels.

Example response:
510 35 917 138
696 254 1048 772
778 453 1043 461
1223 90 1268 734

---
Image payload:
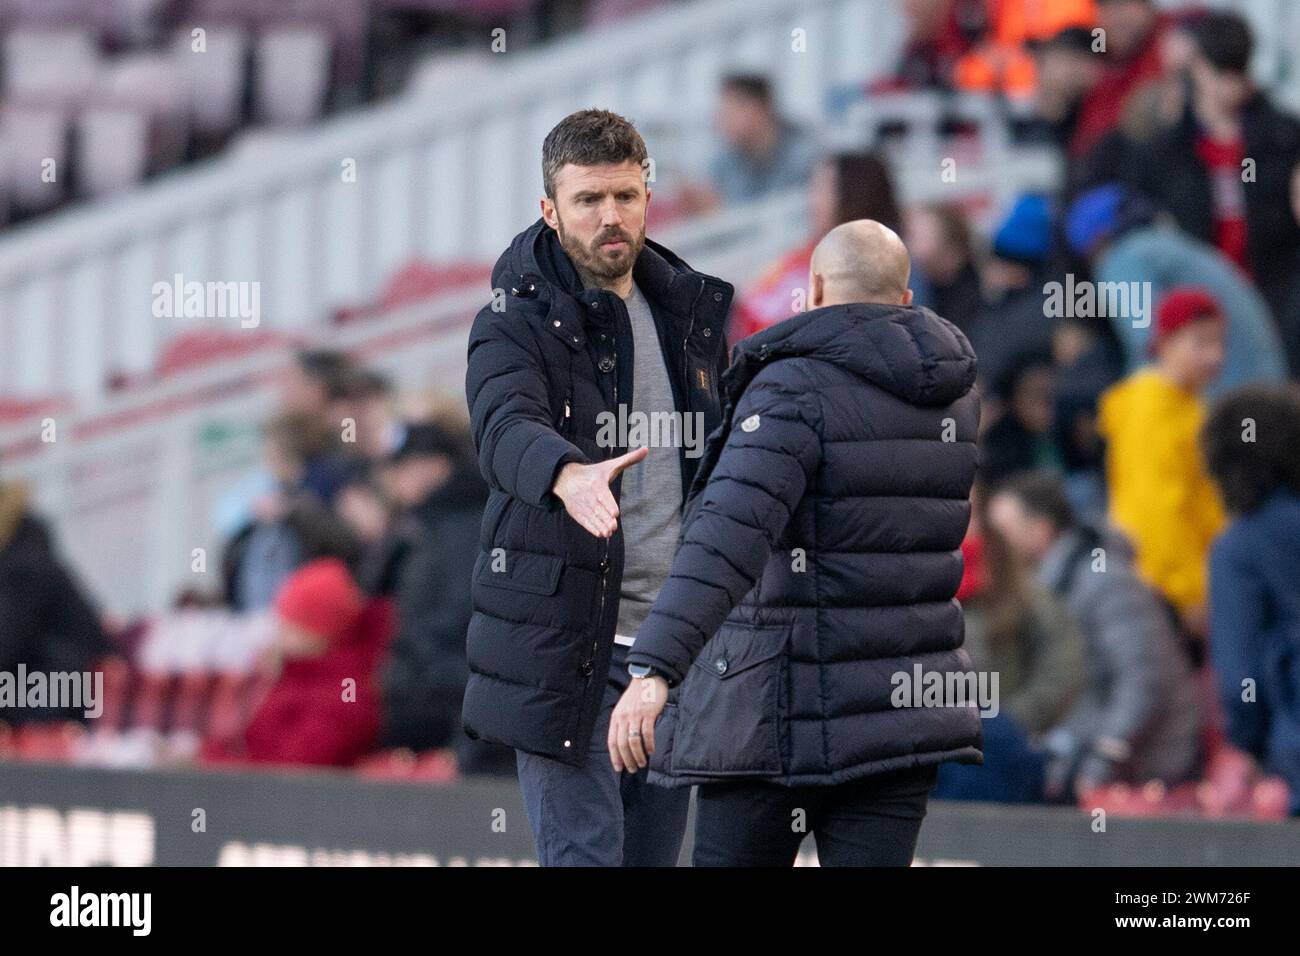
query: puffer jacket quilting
626 301 986 786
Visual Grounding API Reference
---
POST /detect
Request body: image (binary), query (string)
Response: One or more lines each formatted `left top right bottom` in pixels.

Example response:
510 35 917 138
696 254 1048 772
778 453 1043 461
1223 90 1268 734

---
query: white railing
0 0 907 400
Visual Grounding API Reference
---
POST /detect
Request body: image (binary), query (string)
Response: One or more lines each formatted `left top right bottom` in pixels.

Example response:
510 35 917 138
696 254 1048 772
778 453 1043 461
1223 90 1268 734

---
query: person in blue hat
965 194 1058 395
1064 183 1285 398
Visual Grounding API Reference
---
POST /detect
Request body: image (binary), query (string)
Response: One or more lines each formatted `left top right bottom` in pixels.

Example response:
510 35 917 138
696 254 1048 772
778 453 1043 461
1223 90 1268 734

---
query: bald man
607 219 983 866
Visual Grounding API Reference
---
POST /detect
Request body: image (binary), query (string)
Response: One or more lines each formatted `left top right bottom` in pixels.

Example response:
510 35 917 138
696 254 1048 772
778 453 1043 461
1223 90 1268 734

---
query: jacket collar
491 217 732 341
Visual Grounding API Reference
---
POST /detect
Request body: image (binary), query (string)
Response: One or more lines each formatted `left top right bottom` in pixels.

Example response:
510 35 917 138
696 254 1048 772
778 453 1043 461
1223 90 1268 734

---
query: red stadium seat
154 328 290 378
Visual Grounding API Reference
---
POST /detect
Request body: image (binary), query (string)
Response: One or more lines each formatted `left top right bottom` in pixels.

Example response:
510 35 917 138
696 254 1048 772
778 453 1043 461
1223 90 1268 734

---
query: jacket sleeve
1089 572 1179 751
1208 532 1272 757
465 300 589 509
626 381 822 684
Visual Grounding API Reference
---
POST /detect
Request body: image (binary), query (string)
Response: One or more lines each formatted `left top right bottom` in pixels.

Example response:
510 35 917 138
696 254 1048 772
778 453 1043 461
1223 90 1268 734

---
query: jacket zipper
593 368 617 667
581 340 617 690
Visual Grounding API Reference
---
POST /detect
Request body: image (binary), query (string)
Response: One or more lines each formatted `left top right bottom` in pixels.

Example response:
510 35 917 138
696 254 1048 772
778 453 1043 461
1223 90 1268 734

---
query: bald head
809 220 912 309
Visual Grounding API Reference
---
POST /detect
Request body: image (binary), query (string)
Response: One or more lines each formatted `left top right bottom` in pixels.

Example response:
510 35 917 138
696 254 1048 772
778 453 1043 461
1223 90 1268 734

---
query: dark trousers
693 764 939 866
515 643 691 866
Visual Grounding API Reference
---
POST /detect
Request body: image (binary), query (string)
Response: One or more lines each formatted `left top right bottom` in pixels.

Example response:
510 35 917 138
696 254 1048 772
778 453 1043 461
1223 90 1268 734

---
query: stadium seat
170 22 251 138
76 106 151 198
2 26 98 104
0 102 71 212
154 328 290 378
13 722 84 762
253 24 333 126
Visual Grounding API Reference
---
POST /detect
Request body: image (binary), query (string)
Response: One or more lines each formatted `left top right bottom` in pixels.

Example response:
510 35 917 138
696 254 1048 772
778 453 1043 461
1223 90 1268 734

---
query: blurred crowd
3 0 1300 820
2 346 518 779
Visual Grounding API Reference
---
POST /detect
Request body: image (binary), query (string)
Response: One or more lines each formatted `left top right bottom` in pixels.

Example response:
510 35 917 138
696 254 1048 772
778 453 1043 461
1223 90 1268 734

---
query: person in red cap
1097 285 1228 651
201 558 392 768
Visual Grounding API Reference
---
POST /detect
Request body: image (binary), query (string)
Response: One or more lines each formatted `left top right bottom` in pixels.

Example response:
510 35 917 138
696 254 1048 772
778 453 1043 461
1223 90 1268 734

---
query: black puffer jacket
462 218 732 766
626 302 984 786
0 483 112 723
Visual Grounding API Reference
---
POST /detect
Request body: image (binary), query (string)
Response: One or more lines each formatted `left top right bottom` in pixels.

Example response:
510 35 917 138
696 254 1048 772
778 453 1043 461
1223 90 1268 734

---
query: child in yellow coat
1098 287 1229 639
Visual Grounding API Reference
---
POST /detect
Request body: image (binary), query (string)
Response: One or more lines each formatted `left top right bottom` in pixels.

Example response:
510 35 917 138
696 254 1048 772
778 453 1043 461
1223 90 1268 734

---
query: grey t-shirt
615 282 683 643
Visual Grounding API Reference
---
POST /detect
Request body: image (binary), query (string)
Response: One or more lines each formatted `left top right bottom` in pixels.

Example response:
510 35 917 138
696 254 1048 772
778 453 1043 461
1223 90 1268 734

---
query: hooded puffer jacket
626 302 985 786
462 218 732 766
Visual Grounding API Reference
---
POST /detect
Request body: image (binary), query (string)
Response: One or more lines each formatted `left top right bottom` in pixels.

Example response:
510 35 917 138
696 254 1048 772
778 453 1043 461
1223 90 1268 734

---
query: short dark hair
720 73 773 107
993 469 1077 532
1201 384 1300 514
296 349 355 401
339 367 392 401
1190 11 1254 74
541 109 648 199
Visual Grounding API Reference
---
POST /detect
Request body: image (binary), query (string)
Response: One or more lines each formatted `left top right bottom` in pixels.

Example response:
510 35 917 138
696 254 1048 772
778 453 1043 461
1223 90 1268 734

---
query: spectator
1097 287 1227 639
905 202 983 333
0 478 112 724
1020 27 1106 150
335 471 405 597
952 0 1096 103
1070 14 1198 190
729 151 901 342
1126 12 1300 347
279 349 356 421
987 471 1202 798
1069 0 1170 159
377 419 512 776
959 511 1084 735
706 74 818 206
332 367 401 464
967 193 1058 392
1052 313 1124 521
1201 384 1300 816
1066 183 1286 397
201 559 390 768
885 0 984 93
936 521 1060 807
980 351 1066 489
222 412 357 612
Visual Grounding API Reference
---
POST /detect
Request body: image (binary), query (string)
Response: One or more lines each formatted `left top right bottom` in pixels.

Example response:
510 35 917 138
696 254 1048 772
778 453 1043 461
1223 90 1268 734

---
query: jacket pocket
671 624 790 775
474 550 564 596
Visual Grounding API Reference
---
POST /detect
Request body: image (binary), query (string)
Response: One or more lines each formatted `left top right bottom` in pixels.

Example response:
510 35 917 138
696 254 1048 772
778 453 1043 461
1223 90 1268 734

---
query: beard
555 214 645 286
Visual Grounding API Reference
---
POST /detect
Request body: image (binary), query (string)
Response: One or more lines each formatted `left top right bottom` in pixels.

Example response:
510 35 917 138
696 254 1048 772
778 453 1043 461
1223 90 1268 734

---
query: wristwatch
627 663 660 680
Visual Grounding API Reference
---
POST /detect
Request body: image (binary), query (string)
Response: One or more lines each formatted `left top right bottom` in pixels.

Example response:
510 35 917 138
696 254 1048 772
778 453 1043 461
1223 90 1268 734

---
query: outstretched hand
552 446 648 538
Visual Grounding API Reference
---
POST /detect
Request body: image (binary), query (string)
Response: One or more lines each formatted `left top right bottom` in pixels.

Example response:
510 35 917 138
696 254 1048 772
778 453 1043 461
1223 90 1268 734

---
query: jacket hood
490 216 728 317
734 301 978 407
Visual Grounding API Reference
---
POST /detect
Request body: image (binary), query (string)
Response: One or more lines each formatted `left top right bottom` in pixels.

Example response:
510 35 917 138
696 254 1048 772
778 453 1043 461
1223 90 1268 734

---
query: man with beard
463 109 732 865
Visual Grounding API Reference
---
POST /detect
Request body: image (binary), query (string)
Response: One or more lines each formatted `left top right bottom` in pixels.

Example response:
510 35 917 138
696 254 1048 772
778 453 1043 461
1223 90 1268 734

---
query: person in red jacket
201 559 392 768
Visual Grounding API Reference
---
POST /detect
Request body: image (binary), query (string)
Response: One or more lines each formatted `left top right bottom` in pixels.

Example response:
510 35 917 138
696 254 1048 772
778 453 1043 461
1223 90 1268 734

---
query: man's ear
809 271 823 309
901 287 914 306
540 196 558 230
